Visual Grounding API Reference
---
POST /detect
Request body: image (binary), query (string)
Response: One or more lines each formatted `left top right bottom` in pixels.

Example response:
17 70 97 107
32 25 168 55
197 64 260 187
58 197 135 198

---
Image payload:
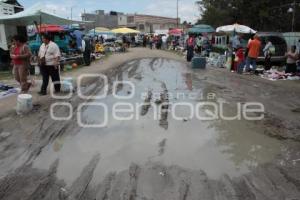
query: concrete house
0 0 25 69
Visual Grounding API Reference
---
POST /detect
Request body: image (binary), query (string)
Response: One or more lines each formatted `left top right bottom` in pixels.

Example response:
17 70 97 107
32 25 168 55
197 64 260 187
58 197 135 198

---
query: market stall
0 3 91 26
0 3 93 74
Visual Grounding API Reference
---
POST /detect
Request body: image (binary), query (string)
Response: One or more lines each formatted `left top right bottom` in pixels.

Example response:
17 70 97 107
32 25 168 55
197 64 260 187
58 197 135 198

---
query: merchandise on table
260 69 300 81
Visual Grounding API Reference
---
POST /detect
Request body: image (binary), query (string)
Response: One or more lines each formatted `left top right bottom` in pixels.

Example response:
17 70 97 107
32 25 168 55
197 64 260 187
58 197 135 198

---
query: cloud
143 0 199 23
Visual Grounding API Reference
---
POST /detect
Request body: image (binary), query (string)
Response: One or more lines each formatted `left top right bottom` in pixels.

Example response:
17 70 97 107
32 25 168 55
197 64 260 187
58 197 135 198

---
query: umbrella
168 28 183 36
216 23 256 34
188 24 215 34
94 27 110 32
111 28 140 34
88 27 114 36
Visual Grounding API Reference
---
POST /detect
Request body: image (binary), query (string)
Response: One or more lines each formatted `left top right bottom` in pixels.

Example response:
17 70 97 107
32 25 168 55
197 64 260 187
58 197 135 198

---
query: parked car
256 32 287 64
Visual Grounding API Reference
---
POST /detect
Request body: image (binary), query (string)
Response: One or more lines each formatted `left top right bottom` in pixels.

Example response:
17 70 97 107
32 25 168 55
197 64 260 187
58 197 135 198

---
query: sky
18 0 199 23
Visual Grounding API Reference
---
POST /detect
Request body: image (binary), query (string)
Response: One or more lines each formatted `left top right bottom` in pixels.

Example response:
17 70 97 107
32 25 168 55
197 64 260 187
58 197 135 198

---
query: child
235 47 245 74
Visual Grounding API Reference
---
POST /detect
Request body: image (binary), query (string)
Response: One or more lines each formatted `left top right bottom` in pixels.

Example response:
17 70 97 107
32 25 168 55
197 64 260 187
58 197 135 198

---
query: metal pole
177 0 179 28
291 0 296 45
292 0 296 33
71 7 73 22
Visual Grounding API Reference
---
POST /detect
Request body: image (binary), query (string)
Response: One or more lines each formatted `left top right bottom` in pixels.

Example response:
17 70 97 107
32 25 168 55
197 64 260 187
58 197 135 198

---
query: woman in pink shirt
10 35 32 93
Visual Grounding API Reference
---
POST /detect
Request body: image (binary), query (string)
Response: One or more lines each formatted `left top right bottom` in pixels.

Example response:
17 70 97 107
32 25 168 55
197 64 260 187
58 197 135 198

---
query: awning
111 28 140 34
0 4 93 26
168 28 183 36
88 27 115 36
188 24 215 34
38 24 65 33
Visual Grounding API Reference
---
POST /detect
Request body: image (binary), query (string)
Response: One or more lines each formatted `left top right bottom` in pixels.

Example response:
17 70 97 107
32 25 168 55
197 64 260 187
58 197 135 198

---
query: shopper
195 35 202 54
131 35 136 47
245 34 261 73
162 35 168 50
149 36 153 49
235 46 245 74
186 35 195 62
231 34 241 50
231 34 241 70
10 35 32 93
263 39 273 71
82 35 92 66
296 39 300 54
38 34 61 95
143 35 147 47
285 45 298 74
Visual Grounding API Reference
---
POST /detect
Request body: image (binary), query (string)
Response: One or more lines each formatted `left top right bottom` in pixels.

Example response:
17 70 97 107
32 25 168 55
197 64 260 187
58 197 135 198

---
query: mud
0 55 299 200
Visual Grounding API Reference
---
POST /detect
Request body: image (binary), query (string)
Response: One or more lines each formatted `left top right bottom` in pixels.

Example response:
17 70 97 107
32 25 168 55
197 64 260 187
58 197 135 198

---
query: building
0 0 24 69
82 9 180 33
127 14 180 33
0 0 24 50
81 10 127 31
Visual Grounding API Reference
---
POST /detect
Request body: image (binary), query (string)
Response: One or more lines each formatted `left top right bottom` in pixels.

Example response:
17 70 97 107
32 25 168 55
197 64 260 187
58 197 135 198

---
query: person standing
162 35 168 50
143 35 147 47
195 35 202 54
231 34 241 70
82 35 92 66
10 35 32 93
235 46 245 74
263 39 273 71
131 35 136 47
232 34 241 50
186 35 195 62
38 34 61 95
245 34 261 73
296 39 300 54
149 36 153 49
285 45 298 74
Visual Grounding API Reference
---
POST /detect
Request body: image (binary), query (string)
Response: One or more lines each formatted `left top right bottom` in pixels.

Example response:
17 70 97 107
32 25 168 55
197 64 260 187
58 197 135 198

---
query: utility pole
177 0 179 27
70 6 75 22
291 0 296 32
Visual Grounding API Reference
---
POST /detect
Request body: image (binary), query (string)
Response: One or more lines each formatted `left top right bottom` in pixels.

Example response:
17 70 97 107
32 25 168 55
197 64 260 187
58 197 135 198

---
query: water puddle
33 58 285 186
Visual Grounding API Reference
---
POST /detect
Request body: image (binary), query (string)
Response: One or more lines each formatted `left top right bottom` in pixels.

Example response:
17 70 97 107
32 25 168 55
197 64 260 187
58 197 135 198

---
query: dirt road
0 48 300 200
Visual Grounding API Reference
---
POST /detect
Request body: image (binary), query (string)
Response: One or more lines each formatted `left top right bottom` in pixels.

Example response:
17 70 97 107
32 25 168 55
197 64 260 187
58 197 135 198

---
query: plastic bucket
61 77 73 93
16 94 33 115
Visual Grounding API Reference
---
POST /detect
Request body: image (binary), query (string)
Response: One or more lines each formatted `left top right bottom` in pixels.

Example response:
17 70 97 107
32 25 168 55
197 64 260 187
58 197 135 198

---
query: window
139 24 145 31
127 16 134 23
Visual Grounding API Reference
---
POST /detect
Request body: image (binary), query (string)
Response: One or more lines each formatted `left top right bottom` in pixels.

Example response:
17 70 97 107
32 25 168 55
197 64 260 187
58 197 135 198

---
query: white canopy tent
0 4 93 26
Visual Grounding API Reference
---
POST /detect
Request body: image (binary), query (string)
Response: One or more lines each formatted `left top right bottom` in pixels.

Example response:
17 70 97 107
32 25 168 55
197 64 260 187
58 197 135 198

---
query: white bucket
61 77 73 93
16 94 33 115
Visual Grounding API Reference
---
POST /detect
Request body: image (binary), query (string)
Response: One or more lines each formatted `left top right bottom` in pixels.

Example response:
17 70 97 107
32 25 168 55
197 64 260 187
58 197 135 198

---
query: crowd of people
186 33 300 76
8 31 300 96
186 34 213 60
140 34 183 50
234 35 299 75
10 34 62 95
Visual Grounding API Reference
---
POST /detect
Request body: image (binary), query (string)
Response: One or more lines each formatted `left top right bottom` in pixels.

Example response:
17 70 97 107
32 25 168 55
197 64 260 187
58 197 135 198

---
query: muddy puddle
32 58 286 187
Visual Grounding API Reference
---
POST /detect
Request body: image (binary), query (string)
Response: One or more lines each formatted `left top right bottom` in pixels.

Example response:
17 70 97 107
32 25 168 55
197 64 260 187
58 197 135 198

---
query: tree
196 0 300 32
